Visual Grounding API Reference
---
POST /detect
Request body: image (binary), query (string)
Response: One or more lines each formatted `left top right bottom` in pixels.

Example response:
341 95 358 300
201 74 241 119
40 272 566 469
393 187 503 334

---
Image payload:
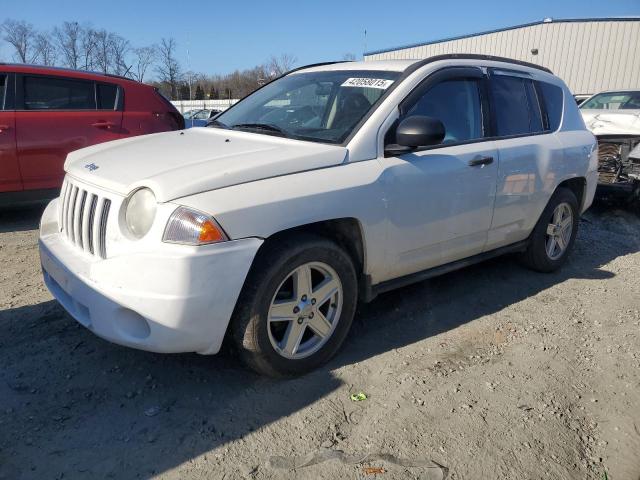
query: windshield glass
183 109 202 119
581 91 640 110
213 70 400 144
192 110 211 119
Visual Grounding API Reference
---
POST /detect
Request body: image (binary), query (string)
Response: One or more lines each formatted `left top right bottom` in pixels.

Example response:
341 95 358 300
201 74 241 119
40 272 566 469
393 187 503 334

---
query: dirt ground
0 202 639 480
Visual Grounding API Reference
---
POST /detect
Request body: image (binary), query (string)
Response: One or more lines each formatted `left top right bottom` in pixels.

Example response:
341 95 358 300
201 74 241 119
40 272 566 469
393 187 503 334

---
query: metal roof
364 17 640 56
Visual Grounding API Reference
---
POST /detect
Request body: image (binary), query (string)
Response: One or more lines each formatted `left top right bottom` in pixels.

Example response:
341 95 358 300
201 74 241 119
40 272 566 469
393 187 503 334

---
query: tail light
153 88 185 130
151 111 184 131
168 111 185 130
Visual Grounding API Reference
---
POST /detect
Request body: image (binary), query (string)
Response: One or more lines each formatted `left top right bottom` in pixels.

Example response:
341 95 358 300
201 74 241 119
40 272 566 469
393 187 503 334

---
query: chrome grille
59 179 111 259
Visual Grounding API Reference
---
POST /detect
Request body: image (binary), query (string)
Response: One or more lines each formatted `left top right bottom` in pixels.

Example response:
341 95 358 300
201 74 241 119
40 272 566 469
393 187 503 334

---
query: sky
2 0 639 76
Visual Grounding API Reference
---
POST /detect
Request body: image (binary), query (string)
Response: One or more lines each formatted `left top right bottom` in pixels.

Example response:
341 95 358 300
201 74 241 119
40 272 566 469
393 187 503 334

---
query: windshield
183 109 202 119
581 91 640 110
213 70 400 144
192 110 211 119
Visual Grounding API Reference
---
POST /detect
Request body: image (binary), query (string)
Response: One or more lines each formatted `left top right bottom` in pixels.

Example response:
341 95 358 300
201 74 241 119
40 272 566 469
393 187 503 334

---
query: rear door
0 73 21 193
485 70 564 250
15 74 123 191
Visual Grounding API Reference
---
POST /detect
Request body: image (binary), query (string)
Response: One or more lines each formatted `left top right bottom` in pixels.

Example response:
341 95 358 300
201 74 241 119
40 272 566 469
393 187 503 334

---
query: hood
581 109 640 136
65 128 348 202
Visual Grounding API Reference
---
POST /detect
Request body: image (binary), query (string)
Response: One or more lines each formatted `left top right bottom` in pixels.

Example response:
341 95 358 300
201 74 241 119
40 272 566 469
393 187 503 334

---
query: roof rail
407 54 553 74
283 60 351 75
0 63 136 82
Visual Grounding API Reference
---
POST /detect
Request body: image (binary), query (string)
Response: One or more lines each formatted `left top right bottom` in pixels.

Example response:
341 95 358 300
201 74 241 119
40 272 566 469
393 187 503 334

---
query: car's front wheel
231 234 357 377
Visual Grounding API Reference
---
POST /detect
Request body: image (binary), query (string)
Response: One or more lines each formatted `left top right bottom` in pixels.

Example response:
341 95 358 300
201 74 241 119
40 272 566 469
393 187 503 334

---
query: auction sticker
341 78 394 89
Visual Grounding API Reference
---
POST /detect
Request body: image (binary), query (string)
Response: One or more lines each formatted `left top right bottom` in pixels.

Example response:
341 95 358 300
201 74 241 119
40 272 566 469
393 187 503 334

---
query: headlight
163 207 228 245
125 188 157 239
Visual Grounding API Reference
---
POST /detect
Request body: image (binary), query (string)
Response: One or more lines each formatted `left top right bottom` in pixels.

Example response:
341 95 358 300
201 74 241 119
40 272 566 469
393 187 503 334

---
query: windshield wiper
208 119 230 129
232 123 290 137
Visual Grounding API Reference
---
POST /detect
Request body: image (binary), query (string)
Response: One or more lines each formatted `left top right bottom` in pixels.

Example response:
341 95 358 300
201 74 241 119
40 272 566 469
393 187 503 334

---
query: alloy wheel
545 202 573 260
267 262 343 360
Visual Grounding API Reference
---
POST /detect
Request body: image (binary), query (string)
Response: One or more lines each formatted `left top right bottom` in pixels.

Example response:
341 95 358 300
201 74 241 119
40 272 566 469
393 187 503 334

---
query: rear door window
97 83 118 110
23 76 95 110
490 74 545 136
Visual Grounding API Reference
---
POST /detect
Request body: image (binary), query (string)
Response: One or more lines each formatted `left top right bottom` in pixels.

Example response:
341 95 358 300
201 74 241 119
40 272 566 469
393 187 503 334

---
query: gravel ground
0 203 639 480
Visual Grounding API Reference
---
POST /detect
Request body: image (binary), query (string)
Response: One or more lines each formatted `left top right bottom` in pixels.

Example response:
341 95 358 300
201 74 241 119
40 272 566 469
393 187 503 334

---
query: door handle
468 156 494 167
0 124 10 132
91 121 116 129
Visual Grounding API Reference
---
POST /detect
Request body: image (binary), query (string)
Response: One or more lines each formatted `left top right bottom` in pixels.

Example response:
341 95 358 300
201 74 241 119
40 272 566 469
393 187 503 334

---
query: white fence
170 99 239 114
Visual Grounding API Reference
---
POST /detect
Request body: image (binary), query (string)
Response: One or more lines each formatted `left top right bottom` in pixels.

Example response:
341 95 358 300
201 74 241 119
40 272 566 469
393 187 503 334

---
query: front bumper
39 199 262 355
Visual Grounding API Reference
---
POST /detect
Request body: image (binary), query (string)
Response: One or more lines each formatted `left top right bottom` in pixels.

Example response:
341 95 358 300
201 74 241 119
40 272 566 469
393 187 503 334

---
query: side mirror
385 115 445 156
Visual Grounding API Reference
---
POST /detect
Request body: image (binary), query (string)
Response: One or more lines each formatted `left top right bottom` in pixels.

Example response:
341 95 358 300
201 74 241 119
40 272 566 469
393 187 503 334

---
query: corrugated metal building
364 18 640 96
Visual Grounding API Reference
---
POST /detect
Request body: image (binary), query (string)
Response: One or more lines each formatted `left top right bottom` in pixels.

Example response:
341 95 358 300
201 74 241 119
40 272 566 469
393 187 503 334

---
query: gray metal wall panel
365 21 640 95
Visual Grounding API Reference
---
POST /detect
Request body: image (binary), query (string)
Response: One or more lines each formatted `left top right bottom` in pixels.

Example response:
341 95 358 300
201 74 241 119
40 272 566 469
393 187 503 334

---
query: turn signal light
199 219 226 243
163 207 228 245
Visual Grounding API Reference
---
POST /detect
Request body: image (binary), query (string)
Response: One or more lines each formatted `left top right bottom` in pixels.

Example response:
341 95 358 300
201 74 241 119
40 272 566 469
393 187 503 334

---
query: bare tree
110 34 130 76
53 21 82 68
156 38 181 99
92 30 130 75
92 29 111 73
35 32 58 66
131 45 156 82
2 19 38 63
80 27 97 70
266 53 297 77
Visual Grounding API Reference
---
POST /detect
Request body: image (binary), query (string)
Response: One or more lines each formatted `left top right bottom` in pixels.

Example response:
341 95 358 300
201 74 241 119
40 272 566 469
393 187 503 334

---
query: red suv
0 65 184 205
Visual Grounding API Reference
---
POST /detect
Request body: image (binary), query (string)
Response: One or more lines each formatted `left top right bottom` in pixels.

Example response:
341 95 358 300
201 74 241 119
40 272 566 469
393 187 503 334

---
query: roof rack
284 60 351 75
406 54 553 74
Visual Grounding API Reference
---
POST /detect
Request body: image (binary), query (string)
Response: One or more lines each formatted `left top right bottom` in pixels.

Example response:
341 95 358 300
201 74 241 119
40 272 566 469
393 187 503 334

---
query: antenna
363 29 367 59
186 35 193 101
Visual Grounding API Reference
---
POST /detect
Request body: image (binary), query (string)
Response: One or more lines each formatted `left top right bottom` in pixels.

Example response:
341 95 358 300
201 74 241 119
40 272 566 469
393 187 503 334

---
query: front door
0 73 21 193
15 74 123 191
380 68 499 280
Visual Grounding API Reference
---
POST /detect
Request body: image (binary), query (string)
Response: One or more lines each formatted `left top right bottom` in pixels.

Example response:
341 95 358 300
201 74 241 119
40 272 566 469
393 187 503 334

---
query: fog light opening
115 308 151 340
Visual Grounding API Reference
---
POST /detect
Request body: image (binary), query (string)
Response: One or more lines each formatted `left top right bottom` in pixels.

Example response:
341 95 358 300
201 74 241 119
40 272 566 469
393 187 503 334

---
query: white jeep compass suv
39 55 598 376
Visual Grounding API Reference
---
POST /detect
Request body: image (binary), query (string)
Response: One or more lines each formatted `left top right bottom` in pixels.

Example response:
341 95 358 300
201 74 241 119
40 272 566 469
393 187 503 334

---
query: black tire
231 233 358 377
521 187 580 272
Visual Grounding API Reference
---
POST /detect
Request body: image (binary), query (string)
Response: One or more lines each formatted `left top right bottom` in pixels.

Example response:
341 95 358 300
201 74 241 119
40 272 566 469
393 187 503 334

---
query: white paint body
39 58 597 355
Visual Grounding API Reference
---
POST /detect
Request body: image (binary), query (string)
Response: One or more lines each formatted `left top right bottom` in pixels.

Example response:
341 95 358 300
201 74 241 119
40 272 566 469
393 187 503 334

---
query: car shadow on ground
0 205 46 233
1 206 638 479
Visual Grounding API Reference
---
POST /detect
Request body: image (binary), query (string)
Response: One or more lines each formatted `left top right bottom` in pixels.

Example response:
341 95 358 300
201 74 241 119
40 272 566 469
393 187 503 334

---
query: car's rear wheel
231 234 357 377
521 187 579 272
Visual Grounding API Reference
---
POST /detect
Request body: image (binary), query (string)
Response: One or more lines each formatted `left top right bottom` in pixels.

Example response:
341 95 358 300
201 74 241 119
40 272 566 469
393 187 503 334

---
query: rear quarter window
536 82 564 131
